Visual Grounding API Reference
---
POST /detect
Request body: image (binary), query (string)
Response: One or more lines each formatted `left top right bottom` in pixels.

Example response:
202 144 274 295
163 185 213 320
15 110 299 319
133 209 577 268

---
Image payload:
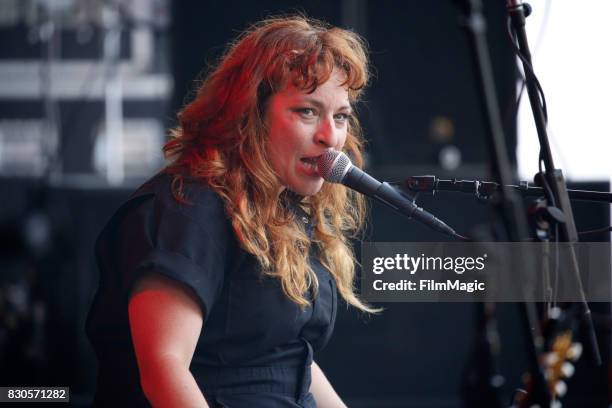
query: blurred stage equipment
0 0 171 404
502 1 606 405
0 0 170 185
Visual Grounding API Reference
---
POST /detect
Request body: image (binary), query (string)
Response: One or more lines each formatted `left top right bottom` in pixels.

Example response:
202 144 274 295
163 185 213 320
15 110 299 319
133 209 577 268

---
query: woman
86 15 376 407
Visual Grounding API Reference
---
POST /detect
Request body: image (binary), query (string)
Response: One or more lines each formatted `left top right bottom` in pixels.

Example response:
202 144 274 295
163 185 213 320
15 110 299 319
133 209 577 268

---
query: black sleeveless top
86 173 338 407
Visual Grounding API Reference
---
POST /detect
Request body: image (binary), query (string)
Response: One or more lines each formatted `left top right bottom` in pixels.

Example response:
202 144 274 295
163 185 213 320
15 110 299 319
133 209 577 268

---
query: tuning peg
567 343 583 361
555 380 568 397
551 400 562 408
561 362 575 378
544 352 559 366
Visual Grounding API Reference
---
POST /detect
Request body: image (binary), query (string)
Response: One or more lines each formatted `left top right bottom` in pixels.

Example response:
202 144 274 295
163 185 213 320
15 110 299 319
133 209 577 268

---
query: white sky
516 0 612 182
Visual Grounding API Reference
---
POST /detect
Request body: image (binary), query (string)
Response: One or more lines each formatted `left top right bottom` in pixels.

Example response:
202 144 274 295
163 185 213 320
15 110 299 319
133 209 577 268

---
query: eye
334 112 350 124
294 108 317 118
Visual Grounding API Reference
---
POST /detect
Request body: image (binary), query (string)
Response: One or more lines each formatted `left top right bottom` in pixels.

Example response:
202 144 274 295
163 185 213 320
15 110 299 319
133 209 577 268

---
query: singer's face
265 68 351 196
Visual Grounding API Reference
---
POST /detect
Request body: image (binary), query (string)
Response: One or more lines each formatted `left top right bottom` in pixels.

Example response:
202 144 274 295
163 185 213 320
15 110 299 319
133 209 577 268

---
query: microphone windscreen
317 150 352 183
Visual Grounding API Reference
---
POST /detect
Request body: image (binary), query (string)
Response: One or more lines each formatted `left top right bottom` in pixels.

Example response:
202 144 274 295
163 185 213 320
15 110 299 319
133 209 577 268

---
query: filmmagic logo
371 279 485 293
372 253 487 275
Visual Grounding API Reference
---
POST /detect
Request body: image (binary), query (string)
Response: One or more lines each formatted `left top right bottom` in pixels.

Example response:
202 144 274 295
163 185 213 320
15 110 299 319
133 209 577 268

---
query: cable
505 16 549 123
537 155 556 207
505 9 560 223
578 226 612 237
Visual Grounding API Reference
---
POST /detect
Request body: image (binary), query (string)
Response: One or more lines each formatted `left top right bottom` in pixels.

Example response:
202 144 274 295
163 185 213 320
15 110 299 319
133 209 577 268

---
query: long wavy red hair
164 15 375 312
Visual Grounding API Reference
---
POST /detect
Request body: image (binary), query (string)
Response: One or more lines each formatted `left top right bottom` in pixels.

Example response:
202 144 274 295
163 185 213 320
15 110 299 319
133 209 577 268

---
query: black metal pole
460 0 550 406
398 176 612 203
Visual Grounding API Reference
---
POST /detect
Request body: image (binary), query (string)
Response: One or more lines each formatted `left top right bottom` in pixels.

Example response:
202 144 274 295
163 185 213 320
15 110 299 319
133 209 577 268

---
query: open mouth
300 155 321 171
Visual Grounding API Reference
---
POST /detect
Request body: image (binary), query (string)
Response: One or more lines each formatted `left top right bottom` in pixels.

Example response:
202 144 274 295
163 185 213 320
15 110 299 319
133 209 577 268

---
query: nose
314 117 339 148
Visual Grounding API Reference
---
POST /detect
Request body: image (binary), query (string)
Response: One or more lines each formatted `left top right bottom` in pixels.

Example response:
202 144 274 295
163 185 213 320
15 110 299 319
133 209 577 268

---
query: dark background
1 1 610 407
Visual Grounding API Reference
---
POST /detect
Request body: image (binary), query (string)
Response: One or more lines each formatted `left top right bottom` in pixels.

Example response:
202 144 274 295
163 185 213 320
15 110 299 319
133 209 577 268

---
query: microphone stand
396 175 612 204
507 0 601 370
458 0 550 406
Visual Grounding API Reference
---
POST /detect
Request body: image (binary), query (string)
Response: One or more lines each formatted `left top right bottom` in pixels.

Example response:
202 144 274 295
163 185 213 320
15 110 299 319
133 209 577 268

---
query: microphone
317 150 458 238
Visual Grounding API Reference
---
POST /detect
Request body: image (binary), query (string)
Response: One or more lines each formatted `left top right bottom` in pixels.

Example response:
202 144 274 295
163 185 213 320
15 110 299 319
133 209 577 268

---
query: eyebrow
301 97 352 113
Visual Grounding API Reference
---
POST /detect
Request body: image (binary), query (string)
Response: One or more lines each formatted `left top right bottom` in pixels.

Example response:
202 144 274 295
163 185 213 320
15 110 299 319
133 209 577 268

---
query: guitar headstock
513 306 583 408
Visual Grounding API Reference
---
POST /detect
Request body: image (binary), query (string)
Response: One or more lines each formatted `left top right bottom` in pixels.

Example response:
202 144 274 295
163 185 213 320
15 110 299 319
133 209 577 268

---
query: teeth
301 158 317 170
300 156 321 173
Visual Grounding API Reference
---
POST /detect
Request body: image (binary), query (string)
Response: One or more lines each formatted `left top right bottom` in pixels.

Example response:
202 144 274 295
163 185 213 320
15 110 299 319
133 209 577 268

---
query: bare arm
129 273 209 408
310 361 347 408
